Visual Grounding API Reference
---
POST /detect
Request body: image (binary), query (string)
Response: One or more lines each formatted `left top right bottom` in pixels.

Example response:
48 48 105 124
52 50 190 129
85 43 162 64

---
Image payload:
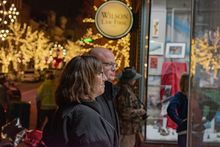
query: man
0 75 7 130
36 71 57 130
0 75 8 109
90 47 119 147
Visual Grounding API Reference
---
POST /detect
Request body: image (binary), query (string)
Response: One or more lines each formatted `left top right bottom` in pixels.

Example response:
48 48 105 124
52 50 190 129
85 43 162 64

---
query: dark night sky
23 0 83 20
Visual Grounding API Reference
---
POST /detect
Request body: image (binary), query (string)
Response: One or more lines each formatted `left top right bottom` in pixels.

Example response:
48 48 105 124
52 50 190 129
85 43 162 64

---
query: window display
139 0 220 147
145 0 191 142
144 0 220 146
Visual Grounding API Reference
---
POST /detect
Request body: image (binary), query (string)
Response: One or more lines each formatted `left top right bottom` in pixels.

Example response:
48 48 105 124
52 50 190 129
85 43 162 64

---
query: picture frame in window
148 56 164 75
165 43 186 58
152 19 159 38
148 75 161 86
149 41 164 55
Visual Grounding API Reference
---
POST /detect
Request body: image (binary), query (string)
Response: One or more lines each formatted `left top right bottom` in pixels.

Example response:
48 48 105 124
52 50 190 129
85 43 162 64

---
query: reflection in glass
145 0 191 142
190 0 220 146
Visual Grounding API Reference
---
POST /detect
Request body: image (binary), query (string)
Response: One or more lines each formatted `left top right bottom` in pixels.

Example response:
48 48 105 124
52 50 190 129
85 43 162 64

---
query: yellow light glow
191 27 220 76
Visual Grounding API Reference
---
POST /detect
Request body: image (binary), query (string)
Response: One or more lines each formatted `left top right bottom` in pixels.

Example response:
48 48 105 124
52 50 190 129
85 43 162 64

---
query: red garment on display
160 61 187 129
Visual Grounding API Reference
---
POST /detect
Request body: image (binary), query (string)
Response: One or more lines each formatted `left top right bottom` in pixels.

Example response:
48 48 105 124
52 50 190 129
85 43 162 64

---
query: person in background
6 80 21 102
42 55 119 147
0 75 9 109
36 71 57 130
89 47 120 147
0 103 6 132
167 73 189 147
115 67 146 147
0 75 7 134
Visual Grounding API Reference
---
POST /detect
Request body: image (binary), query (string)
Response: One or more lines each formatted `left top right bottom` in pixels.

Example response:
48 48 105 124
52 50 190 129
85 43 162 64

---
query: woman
167 73 189 147
115 67 146 147
43 55 117 147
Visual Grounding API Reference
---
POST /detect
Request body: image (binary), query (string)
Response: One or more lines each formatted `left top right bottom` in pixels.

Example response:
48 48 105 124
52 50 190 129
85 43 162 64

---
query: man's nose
111 66 116 71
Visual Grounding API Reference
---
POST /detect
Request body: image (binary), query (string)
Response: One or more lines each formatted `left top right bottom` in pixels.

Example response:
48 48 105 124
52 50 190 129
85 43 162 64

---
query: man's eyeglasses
102 62 117 70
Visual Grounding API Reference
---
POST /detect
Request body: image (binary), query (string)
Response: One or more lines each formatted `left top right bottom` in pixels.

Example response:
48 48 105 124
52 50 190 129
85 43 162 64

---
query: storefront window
145 0 191 142
189 0 220 146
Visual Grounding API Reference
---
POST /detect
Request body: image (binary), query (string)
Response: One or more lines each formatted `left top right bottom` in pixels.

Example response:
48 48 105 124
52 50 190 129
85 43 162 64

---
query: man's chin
107 77 115 83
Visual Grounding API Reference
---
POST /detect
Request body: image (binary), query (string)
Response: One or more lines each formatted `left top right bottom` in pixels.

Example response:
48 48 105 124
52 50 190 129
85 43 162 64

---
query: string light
191 27 220 76
82 18 94 23
0 0 19 41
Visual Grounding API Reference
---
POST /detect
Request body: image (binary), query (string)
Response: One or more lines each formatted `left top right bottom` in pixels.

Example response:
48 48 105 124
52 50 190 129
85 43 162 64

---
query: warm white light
0 1 20 41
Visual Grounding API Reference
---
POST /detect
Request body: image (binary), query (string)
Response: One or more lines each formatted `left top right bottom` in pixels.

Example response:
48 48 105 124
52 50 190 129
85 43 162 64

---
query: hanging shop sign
95 0 133 39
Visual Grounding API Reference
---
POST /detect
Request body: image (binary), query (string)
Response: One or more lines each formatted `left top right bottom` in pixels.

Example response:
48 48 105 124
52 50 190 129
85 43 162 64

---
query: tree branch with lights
191 27 220 76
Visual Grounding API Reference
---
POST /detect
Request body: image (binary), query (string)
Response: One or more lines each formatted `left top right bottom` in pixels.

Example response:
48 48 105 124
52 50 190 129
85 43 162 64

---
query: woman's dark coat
167 92 188 133
43 101 116 147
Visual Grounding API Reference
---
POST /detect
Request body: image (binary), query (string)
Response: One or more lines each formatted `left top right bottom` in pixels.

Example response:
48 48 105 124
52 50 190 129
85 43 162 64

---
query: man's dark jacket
96 81 120 147
0 104 6 128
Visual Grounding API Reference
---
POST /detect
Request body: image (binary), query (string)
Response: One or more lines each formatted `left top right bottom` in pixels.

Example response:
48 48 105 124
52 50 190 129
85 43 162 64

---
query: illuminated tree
191 27 220 76
0 22 28 72
20 27 52 70
0 22 52 72
0 47 13 73
65 40 89 62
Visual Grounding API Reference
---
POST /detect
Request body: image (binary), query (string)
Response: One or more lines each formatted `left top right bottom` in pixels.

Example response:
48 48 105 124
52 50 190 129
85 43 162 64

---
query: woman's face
129 79 136 86
93 71 106 98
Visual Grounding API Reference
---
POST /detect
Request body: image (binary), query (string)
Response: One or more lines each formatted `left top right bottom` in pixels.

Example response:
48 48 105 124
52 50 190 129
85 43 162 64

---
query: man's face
101 53 116 82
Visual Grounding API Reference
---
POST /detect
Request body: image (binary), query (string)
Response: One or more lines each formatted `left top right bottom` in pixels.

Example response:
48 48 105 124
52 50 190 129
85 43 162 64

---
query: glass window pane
145 0 191 142
190 0 220 146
